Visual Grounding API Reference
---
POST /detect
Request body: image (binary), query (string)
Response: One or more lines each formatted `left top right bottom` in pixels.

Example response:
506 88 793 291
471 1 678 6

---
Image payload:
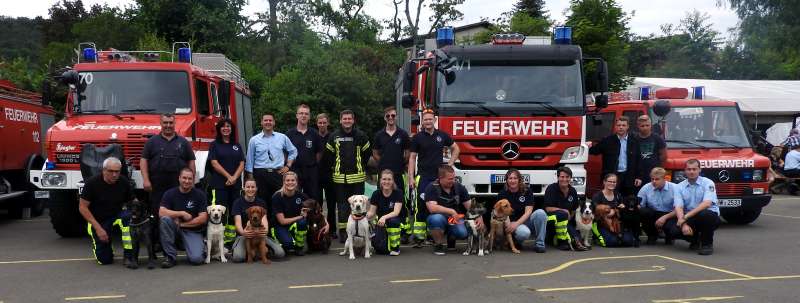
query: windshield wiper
440 101 499 117
695 139 742 149
665 139 707 149
503 101 567 117
79 109 108 114
121 108 157 113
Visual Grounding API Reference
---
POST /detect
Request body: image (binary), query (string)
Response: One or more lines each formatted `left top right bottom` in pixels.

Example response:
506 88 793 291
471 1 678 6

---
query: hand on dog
681 223 694 236
377 216 387 227
505 221 519 234
634 179 642 187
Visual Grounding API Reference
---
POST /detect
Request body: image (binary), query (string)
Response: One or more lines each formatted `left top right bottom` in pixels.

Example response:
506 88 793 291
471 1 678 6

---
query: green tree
0 17 43 62
726 0 800 78
566 0 632 91
514 0 547 18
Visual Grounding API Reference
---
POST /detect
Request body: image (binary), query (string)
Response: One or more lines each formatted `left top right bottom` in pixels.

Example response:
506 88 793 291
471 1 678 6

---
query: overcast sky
2 0 740 38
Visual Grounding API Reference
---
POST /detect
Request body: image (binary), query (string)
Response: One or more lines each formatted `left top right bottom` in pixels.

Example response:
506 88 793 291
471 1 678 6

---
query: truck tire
722 209 762 225
48 190 85 237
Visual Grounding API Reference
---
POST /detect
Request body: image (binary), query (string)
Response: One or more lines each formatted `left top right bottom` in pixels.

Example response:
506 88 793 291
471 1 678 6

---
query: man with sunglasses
373 106 411 241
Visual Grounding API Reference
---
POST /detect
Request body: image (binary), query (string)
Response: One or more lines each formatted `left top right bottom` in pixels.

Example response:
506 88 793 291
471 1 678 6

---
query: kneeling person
368 170 405 256
497 168 547 253
159 168 208 267
425 165 480 255
638 167 677 245
664 159 721 255
231 178 286 262
273 171 314 256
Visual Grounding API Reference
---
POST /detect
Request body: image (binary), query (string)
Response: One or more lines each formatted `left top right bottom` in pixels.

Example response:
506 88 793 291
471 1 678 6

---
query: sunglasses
385 114 396 118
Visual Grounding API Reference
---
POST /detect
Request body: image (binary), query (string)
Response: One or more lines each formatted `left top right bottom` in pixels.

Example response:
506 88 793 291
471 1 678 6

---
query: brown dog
303 199 331 253
594 204 621 234
245 206 270 264
488 199 520 254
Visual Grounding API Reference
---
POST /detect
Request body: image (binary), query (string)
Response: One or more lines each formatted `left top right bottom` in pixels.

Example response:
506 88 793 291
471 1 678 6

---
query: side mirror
416 64 429 75
401 94 415 109
594 94 608 109
653 100 671 117
592 115 603 126
60 70 79 86
597 61 609 93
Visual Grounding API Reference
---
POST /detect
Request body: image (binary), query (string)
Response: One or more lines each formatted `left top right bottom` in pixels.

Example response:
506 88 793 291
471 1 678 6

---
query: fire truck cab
587 87 771 224
30 43 254 236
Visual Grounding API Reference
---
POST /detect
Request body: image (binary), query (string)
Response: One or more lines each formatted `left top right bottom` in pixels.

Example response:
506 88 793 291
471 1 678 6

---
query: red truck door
193 78 219 144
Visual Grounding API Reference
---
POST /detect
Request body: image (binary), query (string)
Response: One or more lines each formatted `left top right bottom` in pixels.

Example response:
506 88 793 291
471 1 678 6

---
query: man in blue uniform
664 159 721 255
637 167 676 245
287 104 322 202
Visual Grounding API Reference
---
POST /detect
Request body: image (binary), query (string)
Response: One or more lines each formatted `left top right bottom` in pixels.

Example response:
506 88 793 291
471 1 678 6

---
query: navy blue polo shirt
497 188 535 222
231 196 267 227
272 191 309 220
208 140 244 188
161 187 208 230
424 182 470 214
370 189 404 217
410 129 454 179
286 127 321 168
141 134 195 173
543 183 579 212
374 128 410 174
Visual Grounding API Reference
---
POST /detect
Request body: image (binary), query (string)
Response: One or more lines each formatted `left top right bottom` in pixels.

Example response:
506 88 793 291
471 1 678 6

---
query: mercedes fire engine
397 27 609 199
587 87 771 224
30 43 254 236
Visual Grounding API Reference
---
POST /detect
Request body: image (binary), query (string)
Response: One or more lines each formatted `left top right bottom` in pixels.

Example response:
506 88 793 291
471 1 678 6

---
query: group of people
78 107 723 269
769 128 800 193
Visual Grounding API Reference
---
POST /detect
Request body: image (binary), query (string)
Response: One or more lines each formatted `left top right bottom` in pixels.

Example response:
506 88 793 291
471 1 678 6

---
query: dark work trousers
335 182 365 231
320 177 336 234
664 210 721 246
640 207 670 241
392 172 408 220
293 165 320 203
253 169 283 219
615 172 638 197
148 172 179 246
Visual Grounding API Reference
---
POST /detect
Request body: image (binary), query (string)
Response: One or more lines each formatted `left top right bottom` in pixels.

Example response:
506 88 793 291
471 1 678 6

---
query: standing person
638 167 677 245
589 116 641 196
230 178 285 262
158 168 208 267
287 104 322 202
498 168 547 253
316 113 336 239
408 110 460 247
208 119 245 246
543 167 588 251
141 113 196 245
663 159 721 255
245 113 298 217
368 170 405 256
323 109 371 243
424 165 478 256
273 172 322 256
780 128 800 150
635 115 666 184
372 106 411 241
591 173 636 247
78 157 134 266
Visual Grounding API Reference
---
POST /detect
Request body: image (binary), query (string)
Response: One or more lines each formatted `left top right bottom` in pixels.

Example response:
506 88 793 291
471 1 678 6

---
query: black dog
619 195 642 246
303 199 331 253
127 199 157 269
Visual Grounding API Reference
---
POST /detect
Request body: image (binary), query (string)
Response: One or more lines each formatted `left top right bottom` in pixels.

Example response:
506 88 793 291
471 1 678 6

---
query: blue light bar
437 27 454 47
82 48 96 62
178 47 191 63
693 86 705 99
639 86 651 100
554 26 572 45
46 161 57 170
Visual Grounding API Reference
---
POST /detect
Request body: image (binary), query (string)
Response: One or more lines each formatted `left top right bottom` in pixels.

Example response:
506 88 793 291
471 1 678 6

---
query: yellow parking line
652 295 743 302
536 274 800 292
762 213 800 220
64 294 126 301
390 278 441 283
182 289 238 295
1 257 95 264
288 283 343 289
656 255 754 279
601 266 665 275
486 255 659 278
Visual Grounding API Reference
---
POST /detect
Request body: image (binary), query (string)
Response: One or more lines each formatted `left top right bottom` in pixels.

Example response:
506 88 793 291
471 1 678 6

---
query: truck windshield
438 59 583 115
74 71 191 114
657 106 751 148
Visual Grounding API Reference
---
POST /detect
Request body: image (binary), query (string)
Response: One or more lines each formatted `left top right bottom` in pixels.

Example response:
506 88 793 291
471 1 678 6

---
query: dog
487 199 520 254
127 199 157 269
575 201 595 249
462 200 486 256
244 206 269 264
340 195 371 260
595 203 621 234
205 204 228 264
303 199 331 253
619 195 642 245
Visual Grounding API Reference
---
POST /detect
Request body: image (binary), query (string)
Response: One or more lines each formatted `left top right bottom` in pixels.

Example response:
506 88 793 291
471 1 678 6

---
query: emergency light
492 33 525 45
639 86 651 100
178 47 192 63
45 161 57 170
554 26 572 45
82 48 96 62
693 86 705 100
437 27 455 47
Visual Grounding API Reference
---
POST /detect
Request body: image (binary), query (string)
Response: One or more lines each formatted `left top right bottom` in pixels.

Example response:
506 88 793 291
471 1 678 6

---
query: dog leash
129 215 153 227
448 214 464 225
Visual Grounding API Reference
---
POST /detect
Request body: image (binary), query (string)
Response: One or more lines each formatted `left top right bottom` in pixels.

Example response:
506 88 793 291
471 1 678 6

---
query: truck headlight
752 169 764 182
42 172 67 187
571 177 586 186
560 146 586 163
673 171 686 183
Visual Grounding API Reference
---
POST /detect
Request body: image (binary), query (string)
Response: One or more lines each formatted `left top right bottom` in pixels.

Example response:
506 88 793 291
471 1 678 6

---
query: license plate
719 199 742 208
34 191 49 199
491 174 530 184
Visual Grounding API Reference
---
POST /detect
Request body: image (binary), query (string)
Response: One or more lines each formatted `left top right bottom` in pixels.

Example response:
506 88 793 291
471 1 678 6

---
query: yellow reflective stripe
387 227 401 249
87 223 102 264
355 148 363 177
361 141 371 152
211 189 217 206
326 142 334 152
334 140 342 178
591 222 606 247
289 222 306 248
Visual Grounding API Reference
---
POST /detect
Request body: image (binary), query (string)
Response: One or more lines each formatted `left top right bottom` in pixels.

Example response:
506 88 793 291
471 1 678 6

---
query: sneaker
698 245 714 255
160 258 176 269
389 250 400 256
125 258 138 270
433 244 446 256
534 246 546 254
664 237 674 245
689 241 700 250
412 239 424 248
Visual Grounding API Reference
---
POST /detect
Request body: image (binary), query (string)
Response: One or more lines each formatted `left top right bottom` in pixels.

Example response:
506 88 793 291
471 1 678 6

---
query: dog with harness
127 199 158 269
303 199 331 253
340 195 372 259
462 200 486 256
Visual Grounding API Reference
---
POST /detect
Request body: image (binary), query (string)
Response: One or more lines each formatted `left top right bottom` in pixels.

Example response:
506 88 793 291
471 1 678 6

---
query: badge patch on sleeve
708 185 715 192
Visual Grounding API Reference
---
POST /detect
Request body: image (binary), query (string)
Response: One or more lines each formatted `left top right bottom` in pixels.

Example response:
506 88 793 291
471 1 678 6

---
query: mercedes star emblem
718 170 731 183
501 141 521 160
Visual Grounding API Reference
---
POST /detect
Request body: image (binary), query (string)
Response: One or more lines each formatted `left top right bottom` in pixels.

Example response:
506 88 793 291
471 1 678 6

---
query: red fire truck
587 87 771 224
30 43 254 236
397 27 609 198
0 80 56 218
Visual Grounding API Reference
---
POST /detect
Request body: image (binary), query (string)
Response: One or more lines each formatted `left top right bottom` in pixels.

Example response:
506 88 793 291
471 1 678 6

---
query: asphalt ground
1 195 799 303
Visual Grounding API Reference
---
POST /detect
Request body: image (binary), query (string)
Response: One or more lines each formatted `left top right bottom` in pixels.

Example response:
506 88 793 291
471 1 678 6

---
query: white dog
206 205 228 263
339 195 371 260
575 201 594 249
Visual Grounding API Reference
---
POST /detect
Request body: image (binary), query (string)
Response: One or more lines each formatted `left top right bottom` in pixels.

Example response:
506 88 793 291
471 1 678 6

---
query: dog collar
351 213 366 220
129 215 153 227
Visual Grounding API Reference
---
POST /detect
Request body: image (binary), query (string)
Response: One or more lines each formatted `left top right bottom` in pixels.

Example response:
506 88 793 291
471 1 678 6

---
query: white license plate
491 174 530 184
719 199 742 208
34 191 49 199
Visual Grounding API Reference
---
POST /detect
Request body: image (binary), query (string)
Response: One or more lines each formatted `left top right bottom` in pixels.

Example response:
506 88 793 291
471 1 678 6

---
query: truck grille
715 183 749 196
52 141 147 168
